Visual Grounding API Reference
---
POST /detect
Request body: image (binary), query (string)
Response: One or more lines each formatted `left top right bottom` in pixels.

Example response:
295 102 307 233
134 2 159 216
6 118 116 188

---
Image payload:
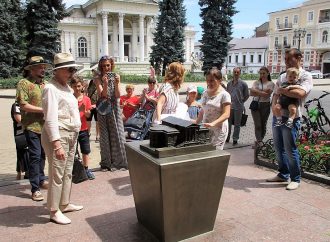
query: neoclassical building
58 0 196 73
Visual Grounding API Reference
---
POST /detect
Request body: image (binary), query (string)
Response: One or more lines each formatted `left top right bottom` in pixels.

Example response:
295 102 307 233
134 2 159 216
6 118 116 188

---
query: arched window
78 37 87 58
322 31 328 43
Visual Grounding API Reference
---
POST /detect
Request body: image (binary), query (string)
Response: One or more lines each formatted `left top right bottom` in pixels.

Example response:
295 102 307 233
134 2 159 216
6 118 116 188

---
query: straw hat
24 56 52 70
53 53 82 70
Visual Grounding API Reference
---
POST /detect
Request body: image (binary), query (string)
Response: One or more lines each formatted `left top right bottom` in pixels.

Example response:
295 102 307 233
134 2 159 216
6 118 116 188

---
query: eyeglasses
68 67 77 73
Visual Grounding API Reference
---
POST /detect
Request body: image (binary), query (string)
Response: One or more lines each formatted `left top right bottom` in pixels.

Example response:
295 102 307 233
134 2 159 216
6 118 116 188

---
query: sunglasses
100 55 111 60
148 82 156 84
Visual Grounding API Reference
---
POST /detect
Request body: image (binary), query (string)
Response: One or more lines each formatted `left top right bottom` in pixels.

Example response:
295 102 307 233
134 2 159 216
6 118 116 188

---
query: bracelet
54 146 62 151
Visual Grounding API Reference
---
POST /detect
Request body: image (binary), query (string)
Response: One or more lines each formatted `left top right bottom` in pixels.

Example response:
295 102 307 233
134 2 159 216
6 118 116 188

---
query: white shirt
42 79 81 142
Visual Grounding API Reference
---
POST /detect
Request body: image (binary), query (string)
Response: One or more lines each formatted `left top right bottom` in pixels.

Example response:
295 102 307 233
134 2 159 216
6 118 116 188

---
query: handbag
96 98 113 116
72 156 88 184
14 133 28 150
240 109 248 127
249 81 263 111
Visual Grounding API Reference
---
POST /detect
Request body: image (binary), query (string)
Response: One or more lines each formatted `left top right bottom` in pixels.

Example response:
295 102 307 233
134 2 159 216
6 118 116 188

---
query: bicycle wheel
316 112 330 134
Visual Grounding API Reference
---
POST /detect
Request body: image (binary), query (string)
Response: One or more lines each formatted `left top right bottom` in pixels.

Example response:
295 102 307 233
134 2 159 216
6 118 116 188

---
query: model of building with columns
58 0 196 74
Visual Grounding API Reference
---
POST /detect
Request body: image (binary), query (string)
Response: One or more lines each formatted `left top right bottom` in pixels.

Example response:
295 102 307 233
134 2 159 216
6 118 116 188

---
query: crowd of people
11 47 312 225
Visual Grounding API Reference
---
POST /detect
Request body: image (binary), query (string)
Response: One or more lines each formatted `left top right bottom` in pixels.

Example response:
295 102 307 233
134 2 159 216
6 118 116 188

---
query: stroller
124 102 156 140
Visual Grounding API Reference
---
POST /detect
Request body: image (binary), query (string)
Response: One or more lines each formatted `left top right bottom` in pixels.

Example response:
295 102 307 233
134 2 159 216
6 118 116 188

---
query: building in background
58 0 195 74
267 0 330 74
226 37 268 74
254 22 269 37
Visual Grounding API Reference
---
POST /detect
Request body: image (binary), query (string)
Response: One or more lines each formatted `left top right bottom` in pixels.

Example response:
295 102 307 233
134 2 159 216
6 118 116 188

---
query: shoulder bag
249 81 263 111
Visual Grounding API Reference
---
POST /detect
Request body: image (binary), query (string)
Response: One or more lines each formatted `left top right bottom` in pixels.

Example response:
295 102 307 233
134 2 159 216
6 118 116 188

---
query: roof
229 37 268 50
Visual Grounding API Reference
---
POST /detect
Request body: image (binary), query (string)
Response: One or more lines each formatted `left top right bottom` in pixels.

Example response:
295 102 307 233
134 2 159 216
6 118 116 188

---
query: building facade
267 0 330 74
226 37 268 74
58 0 195 67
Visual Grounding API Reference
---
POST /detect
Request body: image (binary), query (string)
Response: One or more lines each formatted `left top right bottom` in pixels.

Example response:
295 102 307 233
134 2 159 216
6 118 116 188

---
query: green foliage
150 0 187 75
198 0 237 72
25 0 69 62
0 0 26 78
0 76 22 89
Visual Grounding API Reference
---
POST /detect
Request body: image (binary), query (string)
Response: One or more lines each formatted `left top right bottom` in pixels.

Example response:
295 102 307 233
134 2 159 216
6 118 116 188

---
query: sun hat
187 85 197 93
24 56 52 70
53 53 82 70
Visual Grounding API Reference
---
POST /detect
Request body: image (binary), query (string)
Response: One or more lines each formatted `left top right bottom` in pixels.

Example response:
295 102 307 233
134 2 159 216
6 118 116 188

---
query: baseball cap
187 85 197 93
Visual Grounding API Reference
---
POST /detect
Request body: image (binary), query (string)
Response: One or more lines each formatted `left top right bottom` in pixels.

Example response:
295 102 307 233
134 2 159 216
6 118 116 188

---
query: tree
150 0 187 76
0 0 25 78
199 0 237 72
25 0 69 63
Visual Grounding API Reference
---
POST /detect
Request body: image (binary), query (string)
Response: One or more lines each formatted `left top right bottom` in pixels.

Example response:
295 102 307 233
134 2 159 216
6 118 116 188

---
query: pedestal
126 141 230 242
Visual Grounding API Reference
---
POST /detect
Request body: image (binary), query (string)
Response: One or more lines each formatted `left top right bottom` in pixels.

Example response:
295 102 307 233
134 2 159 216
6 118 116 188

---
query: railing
276 23 293 30
319 17 330 23
61 17 97 25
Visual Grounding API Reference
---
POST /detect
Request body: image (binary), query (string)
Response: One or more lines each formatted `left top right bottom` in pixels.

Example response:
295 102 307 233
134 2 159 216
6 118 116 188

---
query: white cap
187 85 197 93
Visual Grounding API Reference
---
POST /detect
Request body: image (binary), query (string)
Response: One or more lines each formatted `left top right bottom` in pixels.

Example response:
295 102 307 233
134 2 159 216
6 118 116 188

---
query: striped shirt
159 82 179 114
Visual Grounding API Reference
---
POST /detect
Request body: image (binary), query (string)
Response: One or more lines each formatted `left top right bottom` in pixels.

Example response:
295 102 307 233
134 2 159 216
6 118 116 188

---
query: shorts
86 108 98 122
279 95 299 109
77 130 91 155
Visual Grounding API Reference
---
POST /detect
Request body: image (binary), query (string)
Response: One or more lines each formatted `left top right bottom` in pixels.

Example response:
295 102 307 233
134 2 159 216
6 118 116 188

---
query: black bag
125 110 147 130
240 112 248 127
249 100 259 111
72 156 88 184
14 133 28 150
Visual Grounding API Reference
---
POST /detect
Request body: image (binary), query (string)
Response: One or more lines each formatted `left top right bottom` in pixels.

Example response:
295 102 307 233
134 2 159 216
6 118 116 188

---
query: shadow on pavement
86 207 158 241
224 176 288 192
108 175 132 197
0 206 49 227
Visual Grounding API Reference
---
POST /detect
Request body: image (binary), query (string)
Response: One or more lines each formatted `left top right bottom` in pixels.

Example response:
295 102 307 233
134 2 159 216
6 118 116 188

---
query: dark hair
98 56 115 73
70 75 83 86
259 66 272 82
147 76 156 83
205 67 222 81
285 48 302 59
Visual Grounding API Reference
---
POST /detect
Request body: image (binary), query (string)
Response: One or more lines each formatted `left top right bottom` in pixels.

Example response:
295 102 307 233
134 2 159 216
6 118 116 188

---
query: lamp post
293 28 307 51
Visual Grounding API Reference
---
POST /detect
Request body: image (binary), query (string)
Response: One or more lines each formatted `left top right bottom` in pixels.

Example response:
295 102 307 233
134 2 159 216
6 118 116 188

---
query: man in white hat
16 56 52 201
41 52 83 225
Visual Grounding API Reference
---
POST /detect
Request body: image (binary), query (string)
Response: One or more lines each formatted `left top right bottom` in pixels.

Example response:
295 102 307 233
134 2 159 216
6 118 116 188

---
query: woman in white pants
41 53 83 225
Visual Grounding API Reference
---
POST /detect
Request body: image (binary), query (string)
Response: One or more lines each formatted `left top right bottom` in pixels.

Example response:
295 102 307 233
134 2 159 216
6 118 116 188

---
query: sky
64 0 306 41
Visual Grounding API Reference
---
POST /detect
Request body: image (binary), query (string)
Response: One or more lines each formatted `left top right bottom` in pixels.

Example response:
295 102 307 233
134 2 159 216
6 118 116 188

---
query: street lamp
293 28 307 51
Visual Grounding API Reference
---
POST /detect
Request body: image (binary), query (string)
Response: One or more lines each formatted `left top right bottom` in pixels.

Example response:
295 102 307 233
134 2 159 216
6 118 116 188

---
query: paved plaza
0 80 330 241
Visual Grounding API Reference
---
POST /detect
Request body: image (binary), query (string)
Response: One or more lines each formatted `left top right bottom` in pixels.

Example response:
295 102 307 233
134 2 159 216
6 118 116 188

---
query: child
71 76 95 180
185 85 201 121
273 67 301 128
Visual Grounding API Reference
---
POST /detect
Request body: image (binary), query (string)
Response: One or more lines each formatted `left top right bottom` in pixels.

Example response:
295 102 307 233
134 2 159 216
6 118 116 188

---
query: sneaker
233 140 238 145
286 181 300 190
266 175 289 182
40 180 49 189
285 120 293 129
86 169 95 180
32 191 44 201
50 210 71 225
274 120 283 127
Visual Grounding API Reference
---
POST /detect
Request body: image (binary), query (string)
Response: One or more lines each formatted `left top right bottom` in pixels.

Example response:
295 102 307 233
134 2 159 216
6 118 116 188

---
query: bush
0 76 21 89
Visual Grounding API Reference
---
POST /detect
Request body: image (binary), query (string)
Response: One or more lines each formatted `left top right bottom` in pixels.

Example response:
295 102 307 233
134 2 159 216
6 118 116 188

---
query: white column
146 17 152 60
139 15 145 62
118 13 125 62
101 12 109 56
132 17 138 61
97 15 102 58
112 16 119 59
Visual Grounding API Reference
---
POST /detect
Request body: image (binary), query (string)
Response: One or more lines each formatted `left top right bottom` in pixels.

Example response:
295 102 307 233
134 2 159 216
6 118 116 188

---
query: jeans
228 109 243 142
272 116 301 182
25 130 46 193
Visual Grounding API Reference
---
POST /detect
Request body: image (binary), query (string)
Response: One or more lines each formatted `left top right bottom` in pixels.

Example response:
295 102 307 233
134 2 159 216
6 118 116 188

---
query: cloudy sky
64 0 305 40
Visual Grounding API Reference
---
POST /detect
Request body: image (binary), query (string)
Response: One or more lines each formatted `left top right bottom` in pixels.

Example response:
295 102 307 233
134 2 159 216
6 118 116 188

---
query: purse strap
254 81 263 102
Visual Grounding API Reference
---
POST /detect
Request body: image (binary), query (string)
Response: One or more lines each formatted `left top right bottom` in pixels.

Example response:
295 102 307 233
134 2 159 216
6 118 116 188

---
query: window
235 55 238 63
229 56 232 63
284 17 289 28
108 34 111 42
275 18 280 29
322 31 328 43
243 55 246 66
273 52 278 63
250 54 254 63
78 37 87 58
308 11 313 22
304 51 310 62
258 54 262 63
293 15 298 24
275 37 279 47
283 36 288 46
292 38 297 46
306 33 312 45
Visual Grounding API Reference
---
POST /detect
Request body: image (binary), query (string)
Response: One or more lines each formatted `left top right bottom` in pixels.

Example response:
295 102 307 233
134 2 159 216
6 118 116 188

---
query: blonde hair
164 62 185 91
286 67 299 77
125 84 135 90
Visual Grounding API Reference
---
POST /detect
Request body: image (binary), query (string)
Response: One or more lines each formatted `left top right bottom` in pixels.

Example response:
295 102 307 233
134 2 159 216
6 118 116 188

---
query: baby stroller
124 102 156 140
